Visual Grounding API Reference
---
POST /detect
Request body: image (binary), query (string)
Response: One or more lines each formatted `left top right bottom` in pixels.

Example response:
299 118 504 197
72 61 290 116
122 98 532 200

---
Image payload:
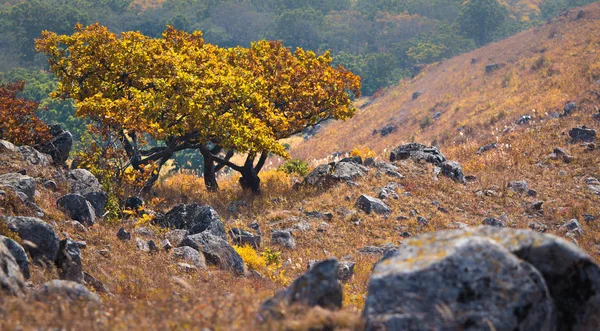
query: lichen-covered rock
4 216 59 264
155 204 226 239
172 246 207 270
441 161 465 183
365 227 600 331
83 191 107 218
56 239 85 283
569 126 596 143
0 239 26 296
18 146 52 167
389 143 446 166
0 173 36 202
1 236 30 279
303 164 332 187
271 230 296 249
57 194 96 226
355 195 390 215
34 279 101 303
259 259 342 320
180 233 246 276
330 161 367 181
68 169 103 196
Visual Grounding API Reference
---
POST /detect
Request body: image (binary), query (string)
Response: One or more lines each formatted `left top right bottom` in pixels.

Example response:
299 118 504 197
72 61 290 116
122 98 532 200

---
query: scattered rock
117 227 131 241
43 180 58 191
508 180 529 194
390 143 446 166
18 146 52 167
550 147 574 163
37 125 73 165
559 219 584 236
83 191 107 218
339 156 362 164
68 169 103 196
56 239 84 283
0 236 30 279
584 214 596 223
304 211 334 221
528 201 544 214
355 195 390 215
271 230 296 249
373 124 397 137
34 279 101 304
229 228 261 248
308 259 355 282
482 217 505 227
485 63 503 73
477 142 497 154
517 115 532 125
528 221 548 233
416 216 429 227
412 90 424 100
181 233 246 276
329 161 367 181
0 173 36 202
0 239 26 296
56 194 96 226
162 239 173 251
563 101 577 116
147 240 159 253
227 200 247 215
586 177 600 195
440 161 465 183
155 204 226 239
303 164 332 187
83 272 110 294
4 216 59 265
172 246 207 270
177 263 199 273
165 229 188 247
259 259 342 320
358 243 398 256
569 126 596 143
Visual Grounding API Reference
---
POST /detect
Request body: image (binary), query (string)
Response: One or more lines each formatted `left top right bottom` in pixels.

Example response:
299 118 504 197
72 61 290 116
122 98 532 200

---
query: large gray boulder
18 146 52 167
364 227 600 331
1 236 30 279
389 143 446 166
569 126 596 143
259 259 342 319
0 239 26 296
329 161 367 181
0 173 36 202
172 246 207 270
441 161 465 183
271 230 296 249
34 279 101 303
83 191 107 218
4 216 59 264
56 239 85 283
37 124 73 165
355 195 391 215
304 164 333 187
180 233 246 276
57 194 96 226
155 204 226 238
68 169 103 196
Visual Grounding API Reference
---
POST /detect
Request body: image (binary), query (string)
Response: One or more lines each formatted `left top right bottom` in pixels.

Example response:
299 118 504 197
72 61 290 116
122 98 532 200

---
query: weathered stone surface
0 173 36 202
84 191 107 218
34 279 101 303
117 227 131 241
259 259 342 319
0 239 26 296
18 146 52 167
330 161 367 181
229 228 261 248
56 239 84 283
481 217 506 227
165 229 187 247
365 227 600 331
68 169 103 196
355 195 390 215
390 143 446 166
304 164 332 187
181 233 246 276
4 216 59 264
172 246 207 270
37 125 73 165
0 140 18 153
441 160 465 183
477 142 497 154
155 204 226 239
57 194 96 226
508 180 529 194
0 236 30 279
569 126 596 143
271 230 296 249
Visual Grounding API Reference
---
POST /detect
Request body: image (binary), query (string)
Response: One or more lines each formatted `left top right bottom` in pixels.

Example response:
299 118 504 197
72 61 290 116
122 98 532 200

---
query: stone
18 146 52 167
339 156 362 164
303 164 332 187
56 239 84 283
4 216 59 264
83 272 109 294
482 217 506 227
364 233 555 330
376 124 397 137
0 173 36 202
181 233 246 276
147 240 159 253
34 279 101 303
0 236 30 279
552 147 574 163
155 204 226 239
569 126 596 143
329 161 367 181
337 261 355 282
229 228 261 248
529 221 548 233
37 125 73 165
177 263 199 273
477 142 497 154
416 216 429 227
165 229 188 247
586 177 600 195
56 194 96 226
366 227 600 331
259 259 342 320
485 63 502 73
162 239 173 251
358 243 399 256
83 191 107 218
389 143 446 166
355 195 390 215
304 211 334 221
0 140 18 153
584 214 596 223
124 196 144 210
173 246 207 270
441 160 465 183
563 101 577 116
43 180 58 191
68 169 103 196
559 219 584 236
271 230 296 249
517 115 532 125
0 239 26 296
117 227 131 241
508 180 529 194
412 90 424 100
227 200 247 215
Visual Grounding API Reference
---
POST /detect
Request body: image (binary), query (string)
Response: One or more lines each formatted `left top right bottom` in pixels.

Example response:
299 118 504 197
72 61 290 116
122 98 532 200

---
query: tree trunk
239 164 261 193
203 153 219 192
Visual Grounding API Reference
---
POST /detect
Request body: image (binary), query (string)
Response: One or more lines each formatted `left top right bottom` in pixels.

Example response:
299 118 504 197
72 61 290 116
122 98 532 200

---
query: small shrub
234 245 267 270
0 81 51 146
350 147 376 159
279 159 309 177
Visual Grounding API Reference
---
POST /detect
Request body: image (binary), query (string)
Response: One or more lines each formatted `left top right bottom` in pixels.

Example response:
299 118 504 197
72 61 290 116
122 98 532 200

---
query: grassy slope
2 3 600 330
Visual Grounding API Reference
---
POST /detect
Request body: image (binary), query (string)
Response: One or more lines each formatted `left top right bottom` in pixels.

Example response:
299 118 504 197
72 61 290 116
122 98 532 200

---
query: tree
0 81 51 146
457 0 508 46
36 24 360 193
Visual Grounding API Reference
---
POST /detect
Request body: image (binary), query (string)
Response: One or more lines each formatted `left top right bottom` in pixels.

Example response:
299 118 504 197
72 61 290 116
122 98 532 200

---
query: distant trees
457 0 508 46
0 81 50 146
36 24 360 192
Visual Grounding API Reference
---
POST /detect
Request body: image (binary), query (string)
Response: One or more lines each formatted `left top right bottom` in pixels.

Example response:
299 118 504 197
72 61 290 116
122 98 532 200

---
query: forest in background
0 0 596 167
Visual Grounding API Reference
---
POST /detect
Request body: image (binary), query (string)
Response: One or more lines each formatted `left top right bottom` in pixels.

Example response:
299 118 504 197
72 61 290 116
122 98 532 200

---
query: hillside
1 3 600 330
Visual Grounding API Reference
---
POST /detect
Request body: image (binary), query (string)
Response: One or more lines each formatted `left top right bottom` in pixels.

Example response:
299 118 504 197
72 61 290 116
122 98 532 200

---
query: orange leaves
0 81 51 146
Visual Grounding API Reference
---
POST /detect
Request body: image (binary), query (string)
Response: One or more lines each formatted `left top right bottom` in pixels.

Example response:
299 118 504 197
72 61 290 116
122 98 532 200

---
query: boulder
68 169 103 196
229 228 261 248
1 236 30 279
508 180 529 194
165 229 187 247
569 126 596 143
0 173 36 202
482 217 506 227
308 259 356 282
477 142 497 154
4 216 59 264
56 239 85 283
37 125 73 165
485 63 502 73
56 194 96 226
259 259 342 319
34 279 101 303
117 227 131 241
0 239 26 296
339 156 362 165
365 227 600 331
412 90 424 100
180 233 246 276
441 161 465 183
303 164 332 187
172 246 207 270
83 191 107 218
329 161 367 181
271 230 296 249
389 143 446 166
155 204 226 239
17 146 52 167
355 195 391 215
563 102 577 116
0 140 18 153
